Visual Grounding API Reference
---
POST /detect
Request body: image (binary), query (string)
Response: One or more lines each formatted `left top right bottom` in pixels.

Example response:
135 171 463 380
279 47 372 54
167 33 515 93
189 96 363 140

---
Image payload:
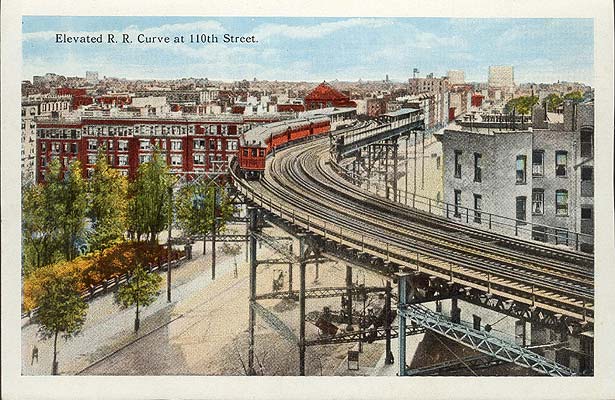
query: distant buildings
447 70 465 85
86 71 99 84
488 65 514 89
304 82 357 110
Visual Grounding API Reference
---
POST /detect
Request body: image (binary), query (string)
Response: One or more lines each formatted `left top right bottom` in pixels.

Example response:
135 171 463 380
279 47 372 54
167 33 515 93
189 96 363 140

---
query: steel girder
251 301 298 345
305 324 425 346
399 303 575 377
405 354 507 376
255 286 386 301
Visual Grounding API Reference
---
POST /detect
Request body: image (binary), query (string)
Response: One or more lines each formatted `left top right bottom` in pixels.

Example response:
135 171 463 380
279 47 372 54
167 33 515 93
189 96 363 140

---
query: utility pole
211 185 217 281
167 186 173 303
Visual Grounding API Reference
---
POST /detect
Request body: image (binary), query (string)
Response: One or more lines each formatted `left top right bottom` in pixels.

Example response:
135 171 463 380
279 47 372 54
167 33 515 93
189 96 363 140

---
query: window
171 140 182 150
88 139 97 151
436 156 441 170
193 154 205 165
581 166 593 182
516 196 527 224
243 149 249 157
251 148 257 157
87 154 97 165
171 154 182 166
226 140 238 151
194 140 206 150
217 140 223 151
139 154 151 164
454 150 462 178
259 149 265 157
118 155 128 166
118 140 128 151
555 189 568 215
580 129 593 158
555 151 567 177
473 194 482 223
210 140 216 150
516 155 527 184
454 190 461 217
474 153 482 182
209 125 217 134
41 142 47 152
532 150 544 177
140 140 150 150
532 189 544 215
581 207 592 220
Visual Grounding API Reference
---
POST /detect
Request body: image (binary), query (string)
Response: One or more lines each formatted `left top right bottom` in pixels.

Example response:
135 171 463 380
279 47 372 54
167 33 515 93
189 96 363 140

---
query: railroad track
234 137 594 324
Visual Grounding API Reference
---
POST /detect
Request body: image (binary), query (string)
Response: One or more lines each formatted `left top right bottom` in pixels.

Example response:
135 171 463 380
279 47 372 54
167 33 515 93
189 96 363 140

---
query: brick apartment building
35 113 280 183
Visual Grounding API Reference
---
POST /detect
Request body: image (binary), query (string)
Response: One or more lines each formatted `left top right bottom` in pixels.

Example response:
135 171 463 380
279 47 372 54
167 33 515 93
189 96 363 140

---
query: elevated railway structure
230 113 593 376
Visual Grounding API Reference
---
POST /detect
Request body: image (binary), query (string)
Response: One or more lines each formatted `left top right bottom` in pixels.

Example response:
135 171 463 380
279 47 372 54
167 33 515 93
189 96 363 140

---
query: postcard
2 0 614 399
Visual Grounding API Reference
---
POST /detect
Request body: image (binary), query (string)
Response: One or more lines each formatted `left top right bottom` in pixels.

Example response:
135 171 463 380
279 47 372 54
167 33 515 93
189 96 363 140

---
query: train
238 116 331 179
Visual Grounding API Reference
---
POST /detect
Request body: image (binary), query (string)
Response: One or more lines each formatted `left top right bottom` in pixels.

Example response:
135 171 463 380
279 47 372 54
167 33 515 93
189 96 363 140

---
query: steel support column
392 138 398 203
385 142 390 200
211 186 217 281
385 280 394 364
288 242 294 292
247 208 257 376
346 265 353 325
398 273 409 376
298 238 307 376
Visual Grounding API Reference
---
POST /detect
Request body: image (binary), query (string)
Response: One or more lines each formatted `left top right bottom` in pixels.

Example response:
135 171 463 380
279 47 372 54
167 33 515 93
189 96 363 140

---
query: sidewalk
21 231 249 376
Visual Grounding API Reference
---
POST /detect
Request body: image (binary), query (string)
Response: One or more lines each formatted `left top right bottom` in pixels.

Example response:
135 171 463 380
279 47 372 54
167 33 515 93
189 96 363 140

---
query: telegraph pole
211 185 217 281
167 186 173 303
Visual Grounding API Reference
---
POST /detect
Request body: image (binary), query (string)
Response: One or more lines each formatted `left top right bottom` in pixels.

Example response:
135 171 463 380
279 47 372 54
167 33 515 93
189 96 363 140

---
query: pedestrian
31 345 39 365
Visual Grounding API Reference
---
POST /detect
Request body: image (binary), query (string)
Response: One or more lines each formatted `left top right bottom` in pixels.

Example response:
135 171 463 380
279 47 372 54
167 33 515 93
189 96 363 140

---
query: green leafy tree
22 158 87 273
34 275 88 375
505 95 539 115
175 181 234 253
62 160 88 260
115 265 162 333
88 150 128 250
545 93 563 112
127 150 173 243
564 90 584 102
22 184 59 274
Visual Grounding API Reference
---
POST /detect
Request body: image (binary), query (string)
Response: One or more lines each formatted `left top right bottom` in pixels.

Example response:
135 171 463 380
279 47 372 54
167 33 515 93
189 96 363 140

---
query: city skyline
23 17 594 85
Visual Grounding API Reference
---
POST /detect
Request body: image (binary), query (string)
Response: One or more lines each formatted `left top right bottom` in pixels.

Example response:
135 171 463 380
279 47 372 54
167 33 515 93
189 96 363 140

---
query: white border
2 1 614 399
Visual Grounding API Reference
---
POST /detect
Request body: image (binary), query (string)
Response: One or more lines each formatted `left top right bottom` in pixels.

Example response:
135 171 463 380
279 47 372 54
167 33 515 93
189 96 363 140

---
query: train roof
240 115 330 147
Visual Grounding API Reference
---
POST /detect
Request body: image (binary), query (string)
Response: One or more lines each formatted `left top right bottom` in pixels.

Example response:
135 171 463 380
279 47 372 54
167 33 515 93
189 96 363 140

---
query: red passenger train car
238 116 331 179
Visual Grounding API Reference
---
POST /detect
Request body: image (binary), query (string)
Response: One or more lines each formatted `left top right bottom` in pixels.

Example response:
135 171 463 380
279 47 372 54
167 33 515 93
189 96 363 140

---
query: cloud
250 18 393 40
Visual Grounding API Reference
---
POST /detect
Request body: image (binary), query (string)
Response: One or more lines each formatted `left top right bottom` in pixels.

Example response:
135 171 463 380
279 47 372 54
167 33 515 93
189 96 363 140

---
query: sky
22 16 594 84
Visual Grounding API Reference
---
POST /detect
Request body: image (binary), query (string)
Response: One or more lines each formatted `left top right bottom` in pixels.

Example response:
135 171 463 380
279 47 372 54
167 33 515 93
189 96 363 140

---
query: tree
127 150 173 243
545 93 563 112
33 275 88 375
505 95 538 115
22 184 59 274
564 90 584 102
115 265 162 333
46 159 88 261
221 240 242 278
88 150 128 250
175 181 234 253
22 158 87 273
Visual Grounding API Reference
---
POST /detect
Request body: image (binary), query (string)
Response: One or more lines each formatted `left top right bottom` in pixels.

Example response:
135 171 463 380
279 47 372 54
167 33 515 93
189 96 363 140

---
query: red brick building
36 114 280 182
304 82 356 110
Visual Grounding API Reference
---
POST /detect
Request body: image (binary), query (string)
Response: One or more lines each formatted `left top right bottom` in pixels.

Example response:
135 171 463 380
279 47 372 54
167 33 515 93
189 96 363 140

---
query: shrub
23 241 182 312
